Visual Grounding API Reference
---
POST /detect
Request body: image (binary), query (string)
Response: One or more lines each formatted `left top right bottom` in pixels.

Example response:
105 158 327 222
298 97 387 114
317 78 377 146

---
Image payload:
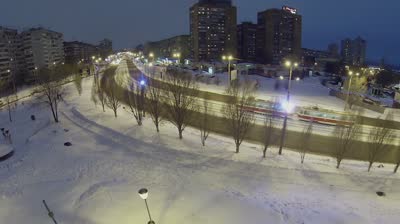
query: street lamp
278 60 298 155
344 71 360 110
140 79 146 117
173 53 181 65
138 188 155 224
222 55 234 82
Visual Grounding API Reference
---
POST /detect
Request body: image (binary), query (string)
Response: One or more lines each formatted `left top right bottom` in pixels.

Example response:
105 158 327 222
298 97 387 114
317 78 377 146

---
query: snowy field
0 75 400 223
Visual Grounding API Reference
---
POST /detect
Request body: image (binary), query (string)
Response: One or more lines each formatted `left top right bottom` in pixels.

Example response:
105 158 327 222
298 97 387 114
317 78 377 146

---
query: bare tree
164 68 198 139
0 79 15 122
262 114 275 158
97 80 106 112
104 82 121 118
333 116 361 169
299 120 314 164
127 83 144 125
147 79 164 132
199 99 210 147
223 80 256 153
36 66 70 123
74 73 83 95
394 147 400 173
367 113 394 172
90 75 99 106
92 73 106 112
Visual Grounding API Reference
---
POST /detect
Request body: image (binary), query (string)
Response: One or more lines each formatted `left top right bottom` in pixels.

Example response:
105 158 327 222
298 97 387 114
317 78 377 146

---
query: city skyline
0 0 399 64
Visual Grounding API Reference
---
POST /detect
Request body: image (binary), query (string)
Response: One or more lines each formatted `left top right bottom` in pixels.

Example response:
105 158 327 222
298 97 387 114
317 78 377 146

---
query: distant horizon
0 0 398 65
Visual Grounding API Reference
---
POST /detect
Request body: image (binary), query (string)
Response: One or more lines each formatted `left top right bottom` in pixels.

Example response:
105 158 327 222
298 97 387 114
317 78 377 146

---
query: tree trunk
336 160 341 169
263 147 267 158
394 163 400 173
235 144 240 153
368 162 373 172
178 126 183 139
50 104 58 123
7 104 12 122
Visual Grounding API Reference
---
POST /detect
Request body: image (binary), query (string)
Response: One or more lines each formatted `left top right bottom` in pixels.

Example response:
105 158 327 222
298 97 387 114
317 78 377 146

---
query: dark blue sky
1 0 399 64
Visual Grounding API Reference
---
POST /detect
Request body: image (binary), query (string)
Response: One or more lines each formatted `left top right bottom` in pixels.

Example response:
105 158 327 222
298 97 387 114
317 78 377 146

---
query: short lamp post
222 55 233 82
344 71 360 111
138 188 155 224
278 60 298 155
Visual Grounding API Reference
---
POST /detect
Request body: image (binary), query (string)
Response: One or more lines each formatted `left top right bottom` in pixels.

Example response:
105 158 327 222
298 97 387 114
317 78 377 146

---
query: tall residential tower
256 6 302 65
341 36 367 66
190 0 237 62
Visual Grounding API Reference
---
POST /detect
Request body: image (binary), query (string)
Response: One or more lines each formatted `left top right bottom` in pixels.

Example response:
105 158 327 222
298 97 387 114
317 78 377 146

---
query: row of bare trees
93 64 400 173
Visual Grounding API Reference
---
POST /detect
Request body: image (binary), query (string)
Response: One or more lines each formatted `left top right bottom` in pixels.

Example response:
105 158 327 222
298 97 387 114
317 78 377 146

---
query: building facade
18 28 64 79
256 6 302 65
98 38 113 59
328 43 339 58
190 0 237 62
144 35 190 60
64 41 99 64
237 22 257 62
0 27 19 82
341 36 367 66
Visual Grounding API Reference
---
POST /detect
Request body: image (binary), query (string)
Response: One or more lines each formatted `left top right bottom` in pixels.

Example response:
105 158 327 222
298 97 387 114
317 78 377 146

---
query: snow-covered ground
0 75 400 223
137 62 389 119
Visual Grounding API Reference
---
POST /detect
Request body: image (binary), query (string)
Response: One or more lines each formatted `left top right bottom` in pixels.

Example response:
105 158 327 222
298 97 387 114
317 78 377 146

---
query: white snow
0 71 399 224
137 62 393 119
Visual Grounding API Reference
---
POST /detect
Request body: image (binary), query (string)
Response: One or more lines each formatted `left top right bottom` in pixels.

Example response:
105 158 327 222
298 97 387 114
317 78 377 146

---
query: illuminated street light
279 76 284 80
138 188 155 224
281 100 295 113
173 53 181 64
278 60 298 155
295 77 300 81
344 71 360 110
222 55 234 82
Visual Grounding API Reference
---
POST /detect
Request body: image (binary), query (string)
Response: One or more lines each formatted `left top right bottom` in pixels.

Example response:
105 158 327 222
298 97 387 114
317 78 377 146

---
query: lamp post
149 53 154 62
173 53 181 65
140 79 146 117
278 60 298 155
138 188 155 224
222 55 233 82
344 71 359 111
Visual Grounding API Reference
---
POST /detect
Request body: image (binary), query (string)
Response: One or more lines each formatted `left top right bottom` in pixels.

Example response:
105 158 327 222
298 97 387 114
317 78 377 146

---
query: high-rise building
341 36 367 66
64 41 99 64
328 43 339 58
18 28 64 80
256 6 302 65
237 22 257 62
144 35 190 60
98 38 113 59
190 0 237 62
0 27 19 82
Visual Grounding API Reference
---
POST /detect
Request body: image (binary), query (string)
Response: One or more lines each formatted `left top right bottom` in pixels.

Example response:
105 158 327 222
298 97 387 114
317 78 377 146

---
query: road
119 59 400 143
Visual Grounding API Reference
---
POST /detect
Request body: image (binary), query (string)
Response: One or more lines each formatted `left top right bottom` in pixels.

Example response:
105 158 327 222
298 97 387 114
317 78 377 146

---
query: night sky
1 0 399 64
